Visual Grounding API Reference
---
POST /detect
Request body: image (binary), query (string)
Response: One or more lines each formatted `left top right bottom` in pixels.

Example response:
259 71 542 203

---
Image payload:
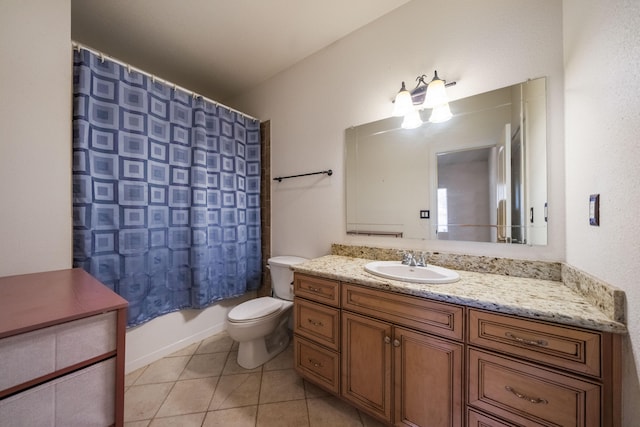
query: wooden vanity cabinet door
393 326 464 427
341 311 393 424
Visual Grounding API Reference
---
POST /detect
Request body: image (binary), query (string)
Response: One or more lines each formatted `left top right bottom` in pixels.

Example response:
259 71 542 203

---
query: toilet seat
227 297 284 323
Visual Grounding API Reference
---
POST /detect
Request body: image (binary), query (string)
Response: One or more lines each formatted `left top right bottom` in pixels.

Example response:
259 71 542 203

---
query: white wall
563 0 640 423
0 0 72 276
232 0 565 261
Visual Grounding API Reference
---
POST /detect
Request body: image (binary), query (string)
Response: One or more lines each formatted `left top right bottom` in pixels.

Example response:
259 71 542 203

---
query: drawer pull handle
307 318 324 327
308 286 324 294
308 358 323 368
505 386 548 404
505 332 548 347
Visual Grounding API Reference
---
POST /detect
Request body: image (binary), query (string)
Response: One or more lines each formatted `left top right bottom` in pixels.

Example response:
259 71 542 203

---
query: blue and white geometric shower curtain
72 49 261 327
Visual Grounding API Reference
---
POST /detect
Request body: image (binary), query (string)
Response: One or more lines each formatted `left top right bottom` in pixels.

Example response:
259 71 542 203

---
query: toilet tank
268 256 308 301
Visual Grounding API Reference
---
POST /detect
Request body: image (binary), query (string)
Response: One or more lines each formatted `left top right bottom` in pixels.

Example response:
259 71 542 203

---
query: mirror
346 78 547 245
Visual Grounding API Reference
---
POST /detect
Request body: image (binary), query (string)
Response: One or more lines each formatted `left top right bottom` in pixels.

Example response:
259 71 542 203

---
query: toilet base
236 316 291 369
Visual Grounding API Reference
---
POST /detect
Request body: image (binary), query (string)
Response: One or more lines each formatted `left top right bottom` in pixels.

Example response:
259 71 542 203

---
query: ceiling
71 0 412 102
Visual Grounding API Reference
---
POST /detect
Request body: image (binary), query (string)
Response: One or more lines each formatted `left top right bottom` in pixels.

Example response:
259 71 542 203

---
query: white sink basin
364 261 460 284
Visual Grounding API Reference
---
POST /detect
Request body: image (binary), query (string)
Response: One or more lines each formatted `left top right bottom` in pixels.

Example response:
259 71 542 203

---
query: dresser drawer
342 283 464 341
468 348 601 427
294 298 340 351
0 311 117 392
0 357 115 426
294 274 340 307
468 309 602 377
294 335 340 395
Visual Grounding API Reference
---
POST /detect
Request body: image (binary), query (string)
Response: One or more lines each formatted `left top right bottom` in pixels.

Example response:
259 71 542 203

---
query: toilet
226 255 308 369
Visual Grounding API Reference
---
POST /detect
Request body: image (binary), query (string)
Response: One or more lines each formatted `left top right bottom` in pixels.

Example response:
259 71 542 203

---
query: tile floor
124 332 386 427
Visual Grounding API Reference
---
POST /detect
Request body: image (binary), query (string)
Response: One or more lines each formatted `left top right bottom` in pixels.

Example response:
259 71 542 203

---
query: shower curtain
72 49 261 327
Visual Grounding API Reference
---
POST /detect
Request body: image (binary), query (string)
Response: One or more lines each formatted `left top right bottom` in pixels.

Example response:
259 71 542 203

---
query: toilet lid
227 297 283 322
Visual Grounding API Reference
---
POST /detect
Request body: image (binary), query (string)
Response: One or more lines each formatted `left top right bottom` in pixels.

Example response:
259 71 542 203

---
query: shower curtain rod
71 41 259 121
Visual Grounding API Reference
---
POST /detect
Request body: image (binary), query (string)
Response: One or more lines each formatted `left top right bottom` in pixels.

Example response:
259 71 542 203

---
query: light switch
589 194 599 226
419 210 430 219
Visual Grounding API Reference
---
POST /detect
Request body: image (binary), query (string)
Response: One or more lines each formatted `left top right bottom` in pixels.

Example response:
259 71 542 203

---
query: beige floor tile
136 356 191 384
124 382 174 422
196 333 235 354
155 377 219 418
124 421 150 427
359 410 388 427
256 400 309 427
303 380 331 399
148 412 206 427
259 369 305 404
307 396 363 427
263 343 293 371
125 366 148 387
167 342 200 357
179 352 229 379
209 372 262 410
203 406 258 427
223 351 263 375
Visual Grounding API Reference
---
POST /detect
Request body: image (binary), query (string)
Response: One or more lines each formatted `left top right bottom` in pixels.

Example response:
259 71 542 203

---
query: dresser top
0 268 128 338
292 255 626 334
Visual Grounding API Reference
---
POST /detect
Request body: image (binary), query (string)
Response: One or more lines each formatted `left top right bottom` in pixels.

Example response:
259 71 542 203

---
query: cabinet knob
384 336 391 344
393 339 401 347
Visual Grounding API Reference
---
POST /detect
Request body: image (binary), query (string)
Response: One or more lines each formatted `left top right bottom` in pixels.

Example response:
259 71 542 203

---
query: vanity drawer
294 274 340 307
294 335 340 395
341 283 464 341
294 298 340 351
468 348 601 427
468 309 602 377
467 408 518 427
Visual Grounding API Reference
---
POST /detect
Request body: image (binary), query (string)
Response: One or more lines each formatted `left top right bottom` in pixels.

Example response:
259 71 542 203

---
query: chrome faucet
401 251 428 267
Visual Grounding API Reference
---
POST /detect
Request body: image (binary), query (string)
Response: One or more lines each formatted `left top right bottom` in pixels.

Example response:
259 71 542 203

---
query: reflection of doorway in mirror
437 147 493 242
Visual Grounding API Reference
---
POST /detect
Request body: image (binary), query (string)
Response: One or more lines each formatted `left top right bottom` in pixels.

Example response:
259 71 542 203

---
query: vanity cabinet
341 283 464 426
0 269 128 426
293 271 621 427
293 274 342 394
467 308 620 427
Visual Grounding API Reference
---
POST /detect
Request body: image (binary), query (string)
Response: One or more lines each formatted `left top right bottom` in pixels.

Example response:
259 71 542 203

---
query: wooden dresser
0 269 128 426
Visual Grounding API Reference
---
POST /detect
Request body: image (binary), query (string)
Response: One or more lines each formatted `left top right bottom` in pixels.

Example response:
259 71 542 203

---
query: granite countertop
291 255 627 334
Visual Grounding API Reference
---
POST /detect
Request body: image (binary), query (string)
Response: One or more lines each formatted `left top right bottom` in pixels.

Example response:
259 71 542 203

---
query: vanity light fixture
392 70 456 128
